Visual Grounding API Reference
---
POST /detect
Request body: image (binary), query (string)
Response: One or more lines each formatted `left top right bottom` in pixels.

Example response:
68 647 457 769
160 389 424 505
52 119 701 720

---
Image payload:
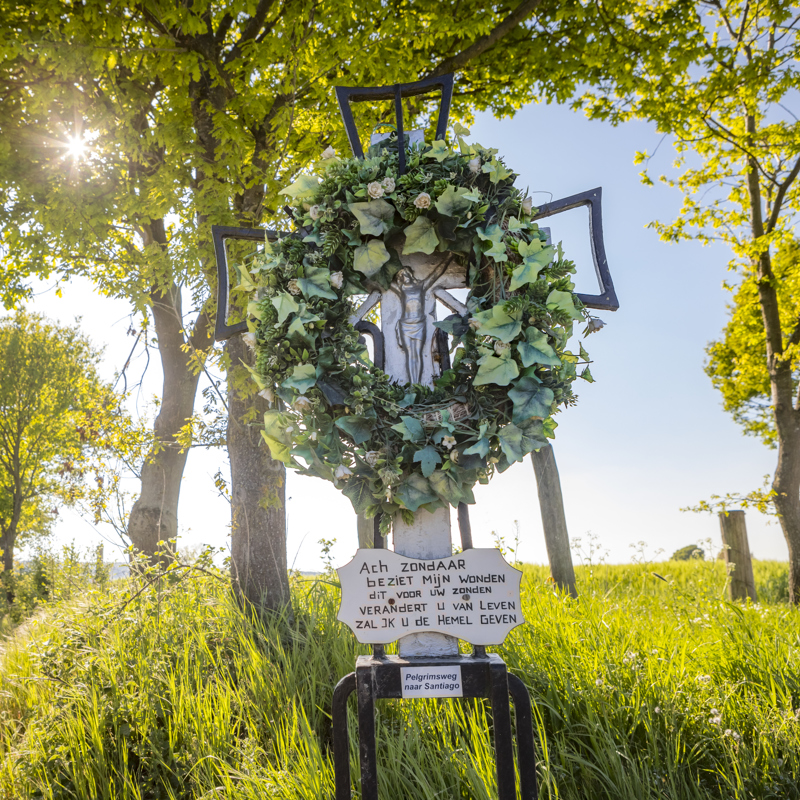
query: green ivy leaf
278 174 320 200
343 473 376 515
413 445 442 478
281 364 316 394
403 215 440 255
435 185 473 217
497 419 547 464
354 239 391 277
473 352 519 387
297 265 337 300
396 474 438 512
271 292 300 324
497 423 525 463
391 415 425 443
287 317 316 350
428 139 451 162
517 327 561 367
263 410 292 444
509 259 543 291
485 240 508 262
348 199 395 236
476 223 504 243
434 314 470 338
481 157 512 184
508 377 554 423
547 289 583 320
260 431 294 465
463 437 490 457
507 216 528 232
397 392 417 408
472 305 523 343
429 469 463 507
335 415 375 445
580 366 595 383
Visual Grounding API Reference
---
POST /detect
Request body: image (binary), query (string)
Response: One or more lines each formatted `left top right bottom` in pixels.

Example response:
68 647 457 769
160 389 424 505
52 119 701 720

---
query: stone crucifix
349 243 468 657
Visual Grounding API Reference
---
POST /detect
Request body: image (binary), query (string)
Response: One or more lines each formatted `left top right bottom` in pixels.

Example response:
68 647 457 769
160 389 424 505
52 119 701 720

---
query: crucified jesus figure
349 252 468 388
388 263 449 385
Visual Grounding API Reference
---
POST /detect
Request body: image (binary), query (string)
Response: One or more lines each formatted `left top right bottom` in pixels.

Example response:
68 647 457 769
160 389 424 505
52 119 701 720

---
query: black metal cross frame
332 653 538 800
335 73 454 176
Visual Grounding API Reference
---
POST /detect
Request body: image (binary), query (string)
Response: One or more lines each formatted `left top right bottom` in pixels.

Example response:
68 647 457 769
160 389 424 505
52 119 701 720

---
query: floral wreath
237 124 597 527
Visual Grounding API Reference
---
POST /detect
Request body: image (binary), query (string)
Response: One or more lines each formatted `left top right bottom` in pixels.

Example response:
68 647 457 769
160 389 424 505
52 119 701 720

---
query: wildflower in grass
697 674 711 684
595 678 604 687
709 712 722 725
623 650 637 664
654 706 661 714
724 729 741 741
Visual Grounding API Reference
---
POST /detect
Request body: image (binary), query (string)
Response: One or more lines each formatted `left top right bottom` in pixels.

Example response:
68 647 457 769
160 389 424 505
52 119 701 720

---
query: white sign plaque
336 548 524 645
401 666 463 698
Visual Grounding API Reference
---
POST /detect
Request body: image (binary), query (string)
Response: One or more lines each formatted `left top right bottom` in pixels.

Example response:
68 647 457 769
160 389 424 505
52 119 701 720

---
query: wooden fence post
530 444 578 597
718 510 757 602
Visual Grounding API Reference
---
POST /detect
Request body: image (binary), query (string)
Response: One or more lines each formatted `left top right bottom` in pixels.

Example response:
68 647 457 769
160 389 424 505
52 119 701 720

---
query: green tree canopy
567 0 800 602
0 0 639 563
0 311 129 587
707 240 800 449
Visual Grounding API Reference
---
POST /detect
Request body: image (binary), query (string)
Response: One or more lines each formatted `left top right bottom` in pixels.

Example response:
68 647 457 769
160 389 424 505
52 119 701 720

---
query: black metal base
332 653 538 799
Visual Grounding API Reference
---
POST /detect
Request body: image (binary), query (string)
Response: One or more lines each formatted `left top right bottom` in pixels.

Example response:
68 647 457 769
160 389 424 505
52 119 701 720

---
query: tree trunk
127 282 208 560
743 125 800 604
226 335 290 613
530 445 577 597
772 427 800 603
718 510 758 602
0 529 15 603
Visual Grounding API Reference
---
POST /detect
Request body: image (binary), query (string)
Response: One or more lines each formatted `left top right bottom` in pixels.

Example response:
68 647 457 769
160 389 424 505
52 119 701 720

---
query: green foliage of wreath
236 126 596 526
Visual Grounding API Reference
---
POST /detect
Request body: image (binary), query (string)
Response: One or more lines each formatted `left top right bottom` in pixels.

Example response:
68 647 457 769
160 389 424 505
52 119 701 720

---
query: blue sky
24 100 787 569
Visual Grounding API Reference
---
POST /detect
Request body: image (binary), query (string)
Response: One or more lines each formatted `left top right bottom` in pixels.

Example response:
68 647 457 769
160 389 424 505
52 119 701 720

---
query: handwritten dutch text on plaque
336 548 523 645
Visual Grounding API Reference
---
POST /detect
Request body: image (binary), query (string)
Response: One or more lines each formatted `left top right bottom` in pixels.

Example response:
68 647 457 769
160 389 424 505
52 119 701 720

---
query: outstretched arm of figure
421 256 454 291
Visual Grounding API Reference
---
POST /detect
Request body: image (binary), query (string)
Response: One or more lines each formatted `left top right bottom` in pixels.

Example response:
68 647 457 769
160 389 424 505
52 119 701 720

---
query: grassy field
0 554 797 799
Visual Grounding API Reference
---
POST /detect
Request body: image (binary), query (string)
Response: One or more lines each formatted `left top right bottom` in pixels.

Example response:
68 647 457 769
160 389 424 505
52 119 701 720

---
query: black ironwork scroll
212 225 278 342
532 187 619 312
335 73 454 175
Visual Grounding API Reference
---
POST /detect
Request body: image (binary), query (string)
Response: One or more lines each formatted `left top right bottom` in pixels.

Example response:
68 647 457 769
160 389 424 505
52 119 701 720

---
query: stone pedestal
393 506 458 656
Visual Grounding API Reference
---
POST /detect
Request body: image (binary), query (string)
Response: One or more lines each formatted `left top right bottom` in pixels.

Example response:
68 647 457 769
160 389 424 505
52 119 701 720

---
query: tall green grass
0 555 796 799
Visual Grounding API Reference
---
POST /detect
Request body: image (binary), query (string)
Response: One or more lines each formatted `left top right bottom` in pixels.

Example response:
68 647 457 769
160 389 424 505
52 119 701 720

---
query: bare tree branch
224 0 278 64
427 0 543 77
766 151 800 233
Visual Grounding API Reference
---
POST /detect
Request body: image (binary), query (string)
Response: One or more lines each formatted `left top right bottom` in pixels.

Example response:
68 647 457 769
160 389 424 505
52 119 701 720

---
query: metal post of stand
331 652 538 800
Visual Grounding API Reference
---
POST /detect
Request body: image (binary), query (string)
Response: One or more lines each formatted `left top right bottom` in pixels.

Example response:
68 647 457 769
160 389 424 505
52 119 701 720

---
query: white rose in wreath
414 192 431 209
309 204 322 220
330 271 344 290
334 464 353 481
367 181 384 199
381 176 395 193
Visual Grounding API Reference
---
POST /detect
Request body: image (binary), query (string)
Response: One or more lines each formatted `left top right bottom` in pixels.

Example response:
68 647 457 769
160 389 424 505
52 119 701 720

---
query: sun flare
65 135 86 159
